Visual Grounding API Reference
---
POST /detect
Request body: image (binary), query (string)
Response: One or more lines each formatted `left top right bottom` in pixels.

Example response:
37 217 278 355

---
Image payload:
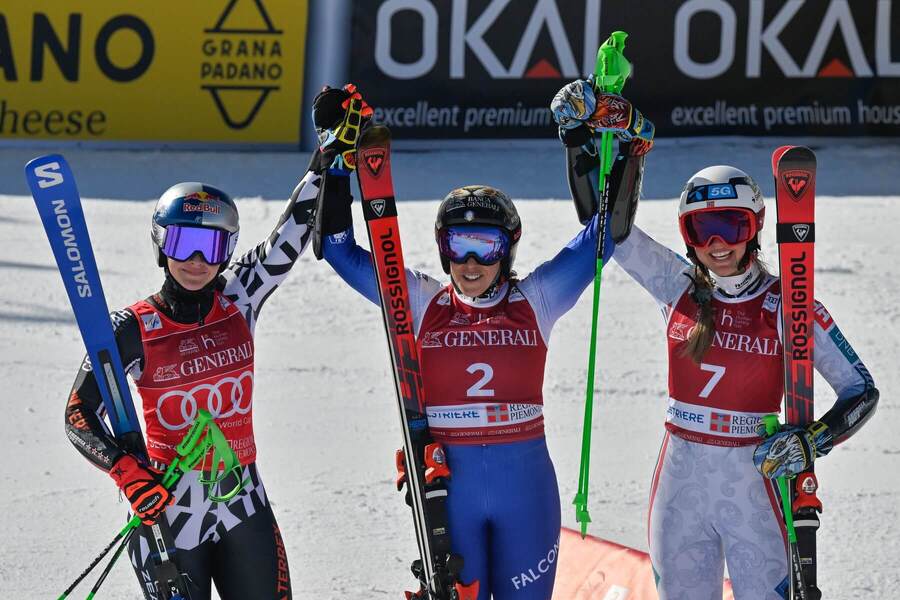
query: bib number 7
699 363 726 398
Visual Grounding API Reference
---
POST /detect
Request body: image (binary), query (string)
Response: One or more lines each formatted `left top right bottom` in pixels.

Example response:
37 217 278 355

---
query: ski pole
56 522 135 600
84 530 135 600
763 414 809 600
58 409 246 598
573 30 631 538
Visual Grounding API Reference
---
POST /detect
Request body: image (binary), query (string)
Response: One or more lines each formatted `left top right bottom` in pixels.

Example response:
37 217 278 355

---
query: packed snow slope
0 138 896 598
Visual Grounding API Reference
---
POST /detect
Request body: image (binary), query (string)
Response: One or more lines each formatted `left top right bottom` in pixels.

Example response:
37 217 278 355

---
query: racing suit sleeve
611 225 694 313
808 301 879 446
516 214 598 343
322 224 444 334
219 170 318 334
64 309 144 471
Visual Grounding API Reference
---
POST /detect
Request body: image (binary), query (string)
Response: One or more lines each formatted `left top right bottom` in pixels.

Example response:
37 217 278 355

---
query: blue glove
551 78 598 130
753 421 832 479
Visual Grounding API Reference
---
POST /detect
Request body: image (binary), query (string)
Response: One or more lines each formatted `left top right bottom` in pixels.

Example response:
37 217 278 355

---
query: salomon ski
25 155 193 600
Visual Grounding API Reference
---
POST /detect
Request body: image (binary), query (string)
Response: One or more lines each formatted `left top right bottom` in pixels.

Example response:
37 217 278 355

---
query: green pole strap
763 414 799 544
573 31 631 538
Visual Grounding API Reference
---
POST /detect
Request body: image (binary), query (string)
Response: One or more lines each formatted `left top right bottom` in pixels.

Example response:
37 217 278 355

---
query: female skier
314 87 654 599
62 86 371 599
552 79 880 600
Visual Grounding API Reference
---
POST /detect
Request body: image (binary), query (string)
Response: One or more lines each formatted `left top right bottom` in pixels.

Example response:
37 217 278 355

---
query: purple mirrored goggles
161 225 232 264
437 225 510 265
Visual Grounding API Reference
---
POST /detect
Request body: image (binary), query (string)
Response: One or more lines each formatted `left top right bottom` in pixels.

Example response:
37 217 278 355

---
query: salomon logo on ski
782 170 811 200
35 161 65 188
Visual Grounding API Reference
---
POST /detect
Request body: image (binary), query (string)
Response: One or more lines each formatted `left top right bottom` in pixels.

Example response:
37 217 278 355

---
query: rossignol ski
772 146 820 600
572 30 631 537
25 155 193 600
355 126 477 600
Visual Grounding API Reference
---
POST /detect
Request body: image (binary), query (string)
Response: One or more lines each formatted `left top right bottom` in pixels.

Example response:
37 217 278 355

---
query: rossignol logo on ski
371 198 386 217
799 473 818 494
363 149 386 177
792 223 810 241
787 251 810 361
782 170 811 200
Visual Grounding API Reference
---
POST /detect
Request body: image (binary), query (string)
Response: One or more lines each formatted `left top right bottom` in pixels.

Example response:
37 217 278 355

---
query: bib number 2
466 363 495 397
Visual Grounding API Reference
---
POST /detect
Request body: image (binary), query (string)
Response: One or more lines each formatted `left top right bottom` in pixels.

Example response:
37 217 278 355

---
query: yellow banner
0 1 307 144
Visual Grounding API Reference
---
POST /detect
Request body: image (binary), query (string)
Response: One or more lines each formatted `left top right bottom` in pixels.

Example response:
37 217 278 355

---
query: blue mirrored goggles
438 225 510 265
161 225 232 264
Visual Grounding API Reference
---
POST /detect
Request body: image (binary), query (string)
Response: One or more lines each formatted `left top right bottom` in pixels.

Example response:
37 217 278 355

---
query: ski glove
109 454 174 525
550 78 655 156
309 83 374 175
753 421 833 480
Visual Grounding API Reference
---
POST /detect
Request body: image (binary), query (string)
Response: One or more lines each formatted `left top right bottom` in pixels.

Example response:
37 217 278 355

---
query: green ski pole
763 414 810 599
573 30 632 537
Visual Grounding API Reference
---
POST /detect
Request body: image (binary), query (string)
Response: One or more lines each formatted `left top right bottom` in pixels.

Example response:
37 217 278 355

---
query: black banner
349 0 900 138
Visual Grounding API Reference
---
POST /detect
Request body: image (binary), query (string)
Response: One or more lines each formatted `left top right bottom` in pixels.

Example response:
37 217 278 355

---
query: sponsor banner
1 1 307 144
349 0 900 138
666 398 766 440
427 402 543 428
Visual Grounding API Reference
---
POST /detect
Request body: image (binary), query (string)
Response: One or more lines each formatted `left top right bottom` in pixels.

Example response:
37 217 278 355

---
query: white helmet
678 166 765 253
678 165 764 218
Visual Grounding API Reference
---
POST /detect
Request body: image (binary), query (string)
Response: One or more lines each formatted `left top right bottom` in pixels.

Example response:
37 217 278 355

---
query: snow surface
0 138 897 598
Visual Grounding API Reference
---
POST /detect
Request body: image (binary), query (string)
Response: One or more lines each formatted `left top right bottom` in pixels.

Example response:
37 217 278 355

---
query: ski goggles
161 224 232 264
679 208 761 248
437 225 510 265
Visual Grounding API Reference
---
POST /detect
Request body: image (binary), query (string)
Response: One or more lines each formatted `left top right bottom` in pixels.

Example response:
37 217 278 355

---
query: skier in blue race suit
311 84 654 599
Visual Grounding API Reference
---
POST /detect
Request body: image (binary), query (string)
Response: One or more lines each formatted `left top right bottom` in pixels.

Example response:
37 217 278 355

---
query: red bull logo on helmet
184 191 219 202
183 191 221 214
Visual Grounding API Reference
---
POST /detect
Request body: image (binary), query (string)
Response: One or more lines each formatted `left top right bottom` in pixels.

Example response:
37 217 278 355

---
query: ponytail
681 265 716 364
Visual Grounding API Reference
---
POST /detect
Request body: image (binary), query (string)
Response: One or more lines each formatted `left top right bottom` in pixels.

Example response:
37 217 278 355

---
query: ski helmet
678 166 764 264
434 185 521 275
151 182 239 267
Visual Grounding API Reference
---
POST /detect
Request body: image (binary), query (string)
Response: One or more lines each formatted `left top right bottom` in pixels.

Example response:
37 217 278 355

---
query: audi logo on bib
156 370 254 430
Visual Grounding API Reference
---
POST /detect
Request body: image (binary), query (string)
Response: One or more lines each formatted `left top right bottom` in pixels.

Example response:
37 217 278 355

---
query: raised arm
322 192 444 332
517 214 601 340
613 226 693 308
219 171 317 333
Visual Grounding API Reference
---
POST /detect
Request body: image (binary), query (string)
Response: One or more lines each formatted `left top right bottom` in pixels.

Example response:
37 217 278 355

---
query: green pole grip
763 413 780 436
594 31 631 94
762 414 798 544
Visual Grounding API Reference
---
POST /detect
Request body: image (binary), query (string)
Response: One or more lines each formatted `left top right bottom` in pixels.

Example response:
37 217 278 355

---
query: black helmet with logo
434 185 521 276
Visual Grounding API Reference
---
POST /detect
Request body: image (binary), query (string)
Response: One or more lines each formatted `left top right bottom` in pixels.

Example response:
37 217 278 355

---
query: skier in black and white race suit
553 78 880 600
62 143 347 598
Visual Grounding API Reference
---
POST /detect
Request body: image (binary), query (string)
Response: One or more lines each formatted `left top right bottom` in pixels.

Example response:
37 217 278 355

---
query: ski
355 126 477 600
25 155 193 600
772 146 821 600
